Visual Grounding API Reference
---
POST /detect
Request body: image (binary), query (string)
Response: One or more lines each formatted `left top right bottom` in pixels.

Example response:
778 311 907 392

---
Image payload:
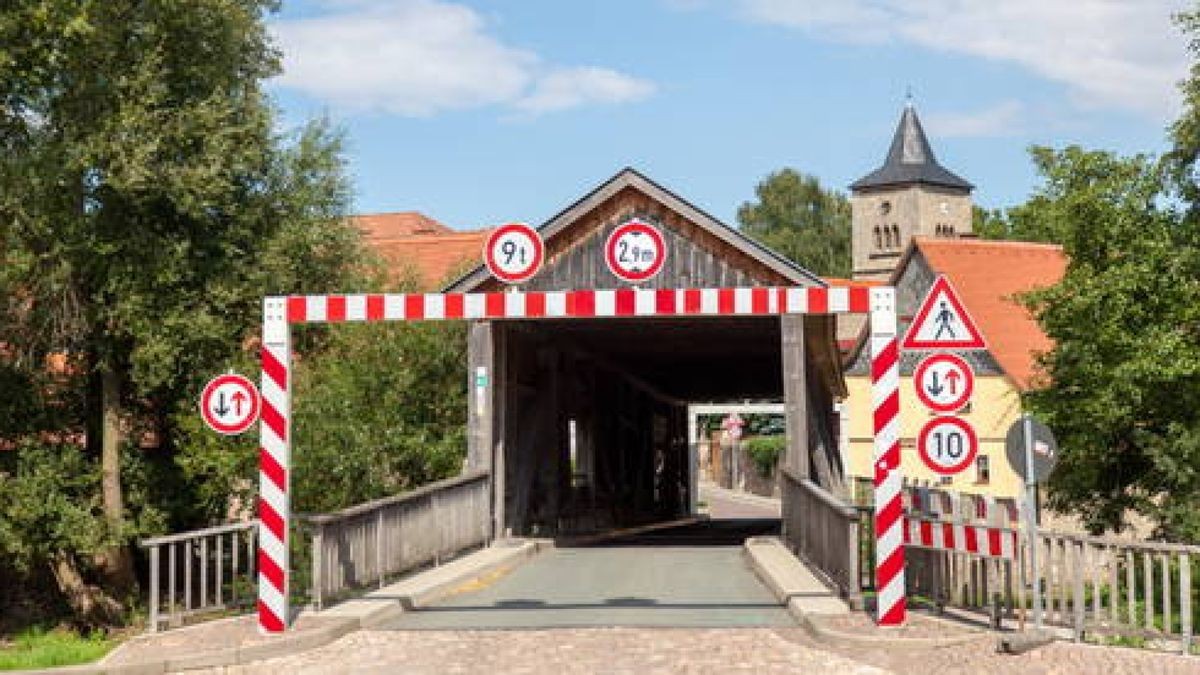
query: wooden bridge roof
446 167 824 294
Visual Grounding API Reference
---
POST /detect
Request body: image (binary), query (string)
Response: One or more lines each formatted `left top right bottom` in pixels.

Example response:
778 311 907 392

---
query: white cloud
925 100 1024 138
515 67 658 114
272 0 655 117
735 0 1190 120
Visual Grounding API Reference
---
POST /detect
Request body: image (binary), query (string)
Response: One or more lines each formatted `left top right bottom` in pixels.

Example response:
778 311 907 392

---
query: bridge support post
870 287 905 626
258 297 292 633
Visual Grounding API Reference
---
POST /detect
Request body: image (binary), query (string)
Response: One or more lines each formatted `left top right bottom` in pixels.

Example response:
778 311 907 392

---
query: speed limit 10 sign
917 416 979 475
484 222 544 284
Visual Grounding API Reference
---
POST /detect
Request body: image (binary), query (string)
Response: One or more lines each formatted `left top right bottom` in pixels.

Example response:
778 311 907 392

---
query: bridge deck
380 520 793 630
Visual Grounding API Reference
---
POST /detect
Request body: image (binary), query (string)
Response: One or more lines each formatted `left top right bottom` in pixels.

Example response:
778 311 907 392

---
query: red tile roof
914 237 1067 390
352 212 452 241
368 231 487 291
350 212 485 291
823 277 884 288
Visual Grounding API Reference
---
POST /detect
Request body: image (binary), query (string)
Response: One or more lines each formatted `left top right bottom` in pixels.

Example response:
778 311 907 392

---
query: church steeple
849 103 974 281
851 103 973 192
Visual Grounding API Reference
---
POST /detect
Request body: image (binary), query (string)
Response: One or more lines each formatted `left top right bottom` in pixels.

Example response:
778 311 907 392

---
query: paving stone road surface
200 627 886 674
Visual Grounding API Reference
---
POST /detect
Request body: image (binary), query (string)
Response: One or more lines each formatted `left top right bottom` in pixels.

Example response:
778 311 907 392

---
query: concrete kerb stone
353 539 544 628
15 540 543 675
744 536 990 651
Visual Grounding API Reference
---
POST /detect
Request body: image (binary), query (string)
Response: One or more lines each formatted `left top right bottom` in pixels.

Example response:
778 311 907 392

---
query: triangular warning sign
902 275 987 350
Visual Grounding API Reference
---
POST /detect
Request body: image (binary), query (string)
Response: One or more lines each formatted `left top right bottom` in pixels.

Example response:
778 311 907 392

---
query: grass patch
0 627 114 671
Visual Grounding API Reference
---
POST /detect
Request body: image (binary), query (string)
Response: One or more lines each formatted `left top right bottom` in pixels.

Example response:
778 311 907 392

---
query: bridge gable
447 168 823 293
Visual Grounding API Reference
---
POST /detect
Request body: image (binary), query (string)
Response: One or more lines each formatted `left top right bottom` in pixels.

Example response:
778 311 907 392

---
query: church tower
850 103 974 281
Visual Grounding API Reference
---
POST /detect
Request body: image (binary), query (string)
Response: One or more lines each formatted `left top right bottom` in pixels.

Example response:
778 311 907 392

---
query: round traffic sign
605 219 666 283
484 223 544 284
913 353 975 413
917 416 979 475
200 373 261 435
1004 416 1059 483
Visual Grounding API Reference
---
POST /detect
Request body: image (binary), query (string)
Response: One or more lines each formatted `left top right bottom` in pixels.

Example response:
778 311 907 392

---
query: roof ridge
913 236 1064 252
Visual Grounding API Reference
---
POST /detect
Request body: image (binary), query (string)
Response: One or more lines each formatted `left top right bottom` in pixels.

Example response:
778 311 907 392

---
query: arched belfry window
890 224 900 249
874 226 883 249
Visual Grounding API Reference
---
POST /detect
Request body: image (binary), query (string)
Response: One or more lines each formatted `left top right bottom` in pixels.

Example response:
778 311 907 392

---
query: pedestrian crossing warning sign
902 275 987 350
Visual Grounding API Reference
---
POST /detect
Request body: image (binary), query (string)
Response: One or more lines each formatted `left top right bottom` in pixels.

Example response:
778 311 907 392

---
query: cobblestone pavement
774 626 1200 675
197 627 887 674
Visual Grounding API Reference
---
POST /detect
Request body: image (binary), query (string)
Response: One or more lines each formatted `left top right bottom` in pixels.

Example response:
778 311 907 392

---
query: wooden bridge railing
907 528 1200 654
140 468 491 630
141 520 259 632
780 467 863 608
300 469 491 610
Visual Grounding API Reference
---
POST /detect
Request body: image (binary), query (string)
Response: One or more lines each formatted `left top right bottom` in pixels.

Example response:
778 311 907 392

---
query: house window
976 455 990 484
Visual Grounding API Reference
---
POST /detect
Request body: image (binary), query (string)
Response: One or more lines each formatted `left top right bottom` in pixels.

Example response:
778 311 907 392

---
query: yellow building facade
843 370 1025 500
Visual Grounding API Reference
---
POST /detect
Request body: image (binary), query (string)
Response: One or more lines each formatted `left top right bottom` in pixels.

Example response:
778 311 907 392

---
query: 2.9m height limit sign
255 284 902 633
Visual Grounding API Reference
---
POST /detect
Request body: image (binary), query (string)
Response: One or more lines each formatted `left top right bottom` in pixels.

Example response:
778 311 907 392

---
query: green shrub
0 627 113 670
745 436 785 477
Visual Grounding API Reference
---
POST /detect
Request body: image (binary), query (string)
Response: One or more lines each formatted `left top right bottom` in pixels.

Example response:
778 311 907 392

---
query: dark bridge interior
490 315 797 538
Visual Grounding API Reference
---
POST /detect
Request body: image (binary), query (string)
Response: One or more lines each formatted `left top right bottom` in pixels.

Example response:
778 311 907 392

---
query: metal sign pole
1022 412 1042 631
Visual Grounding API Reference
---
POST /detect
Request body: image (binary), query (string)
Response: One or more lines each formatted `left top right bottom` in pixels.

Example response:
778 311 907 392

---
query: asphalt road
380 521 792 630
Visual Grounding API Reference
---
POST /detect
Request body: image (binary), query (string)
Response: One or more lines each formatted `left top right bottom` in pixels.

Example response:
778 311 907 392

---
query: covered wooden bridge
448 168 853 539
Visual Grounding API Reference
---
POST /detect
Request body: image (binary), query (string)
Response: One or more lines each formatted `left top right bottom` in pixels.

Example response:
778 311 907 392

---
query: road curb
7 617 359 675
355 539 544 628
744 536 990 650
17 541 543 674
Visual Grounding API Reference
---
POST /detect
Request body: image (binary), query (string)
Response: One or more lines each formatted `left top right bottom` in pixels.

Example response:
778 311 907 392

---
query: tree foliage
1021 146 1200 539
0 0 366 624
1020 8 1200 540
737 168 851 277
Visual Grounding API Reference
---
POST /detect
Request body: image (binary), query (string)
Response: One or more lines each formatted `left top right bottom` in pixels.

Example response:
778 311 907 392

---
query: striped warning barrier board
903 516 1018 560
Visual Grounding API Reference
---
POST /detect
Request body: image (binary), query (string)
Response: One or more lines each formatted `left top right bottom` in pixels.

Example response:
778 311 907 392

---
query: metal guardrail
140 520 259 632
300 469 491 609
780 467 863 608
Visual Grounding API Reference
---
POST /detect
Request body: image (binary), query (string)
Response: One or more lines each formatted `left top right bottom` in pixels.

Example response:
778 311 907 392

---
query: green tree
1019 146 1200 539
972 205 1010 240
737 168 851 277
0 0 361 623
1169 6 1200 215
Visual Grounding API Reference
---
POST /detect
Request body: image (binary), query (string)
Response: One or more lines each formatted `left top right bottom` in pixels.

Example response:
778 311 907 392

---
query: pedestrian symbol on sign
934 301 955 340
902 275 987 351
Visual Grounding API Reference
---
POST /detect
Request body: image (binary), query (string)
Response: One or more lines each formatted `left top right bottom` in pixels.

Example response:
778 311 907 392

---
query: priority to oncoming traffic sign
913 353 975 413
200 373 260 435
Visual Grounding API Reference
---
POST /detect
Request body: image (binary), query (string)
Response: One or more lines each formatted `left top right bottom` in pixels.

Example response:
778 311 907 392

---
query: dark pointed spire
851 104 973 192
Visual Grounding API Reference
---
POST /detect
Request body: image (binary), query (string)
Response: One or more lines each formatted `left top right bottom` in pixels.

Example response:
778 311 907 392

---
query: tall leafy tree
0 0 361 621
1020 146 1200 539
1170 6 1200 219
737 168 851 277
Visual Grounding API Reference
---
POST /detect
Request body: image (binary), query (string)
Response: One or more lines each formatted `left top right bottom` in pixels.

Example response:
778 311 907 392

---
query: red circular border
913 353 975 413
200 374 261 435
917 416 979 475
604 219 667 283
484 223 544 285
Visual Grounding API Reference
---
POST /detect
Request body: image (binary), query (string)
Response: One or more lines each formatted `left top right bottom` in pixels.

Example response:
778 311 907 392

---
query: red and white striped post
258 297 291 633
870 286 906 626
251 285 896 632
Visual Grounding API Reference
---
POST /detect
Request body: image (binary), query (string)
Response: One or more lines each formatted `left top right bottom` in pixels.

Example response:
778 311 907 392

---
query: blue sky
270 0 1193 230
